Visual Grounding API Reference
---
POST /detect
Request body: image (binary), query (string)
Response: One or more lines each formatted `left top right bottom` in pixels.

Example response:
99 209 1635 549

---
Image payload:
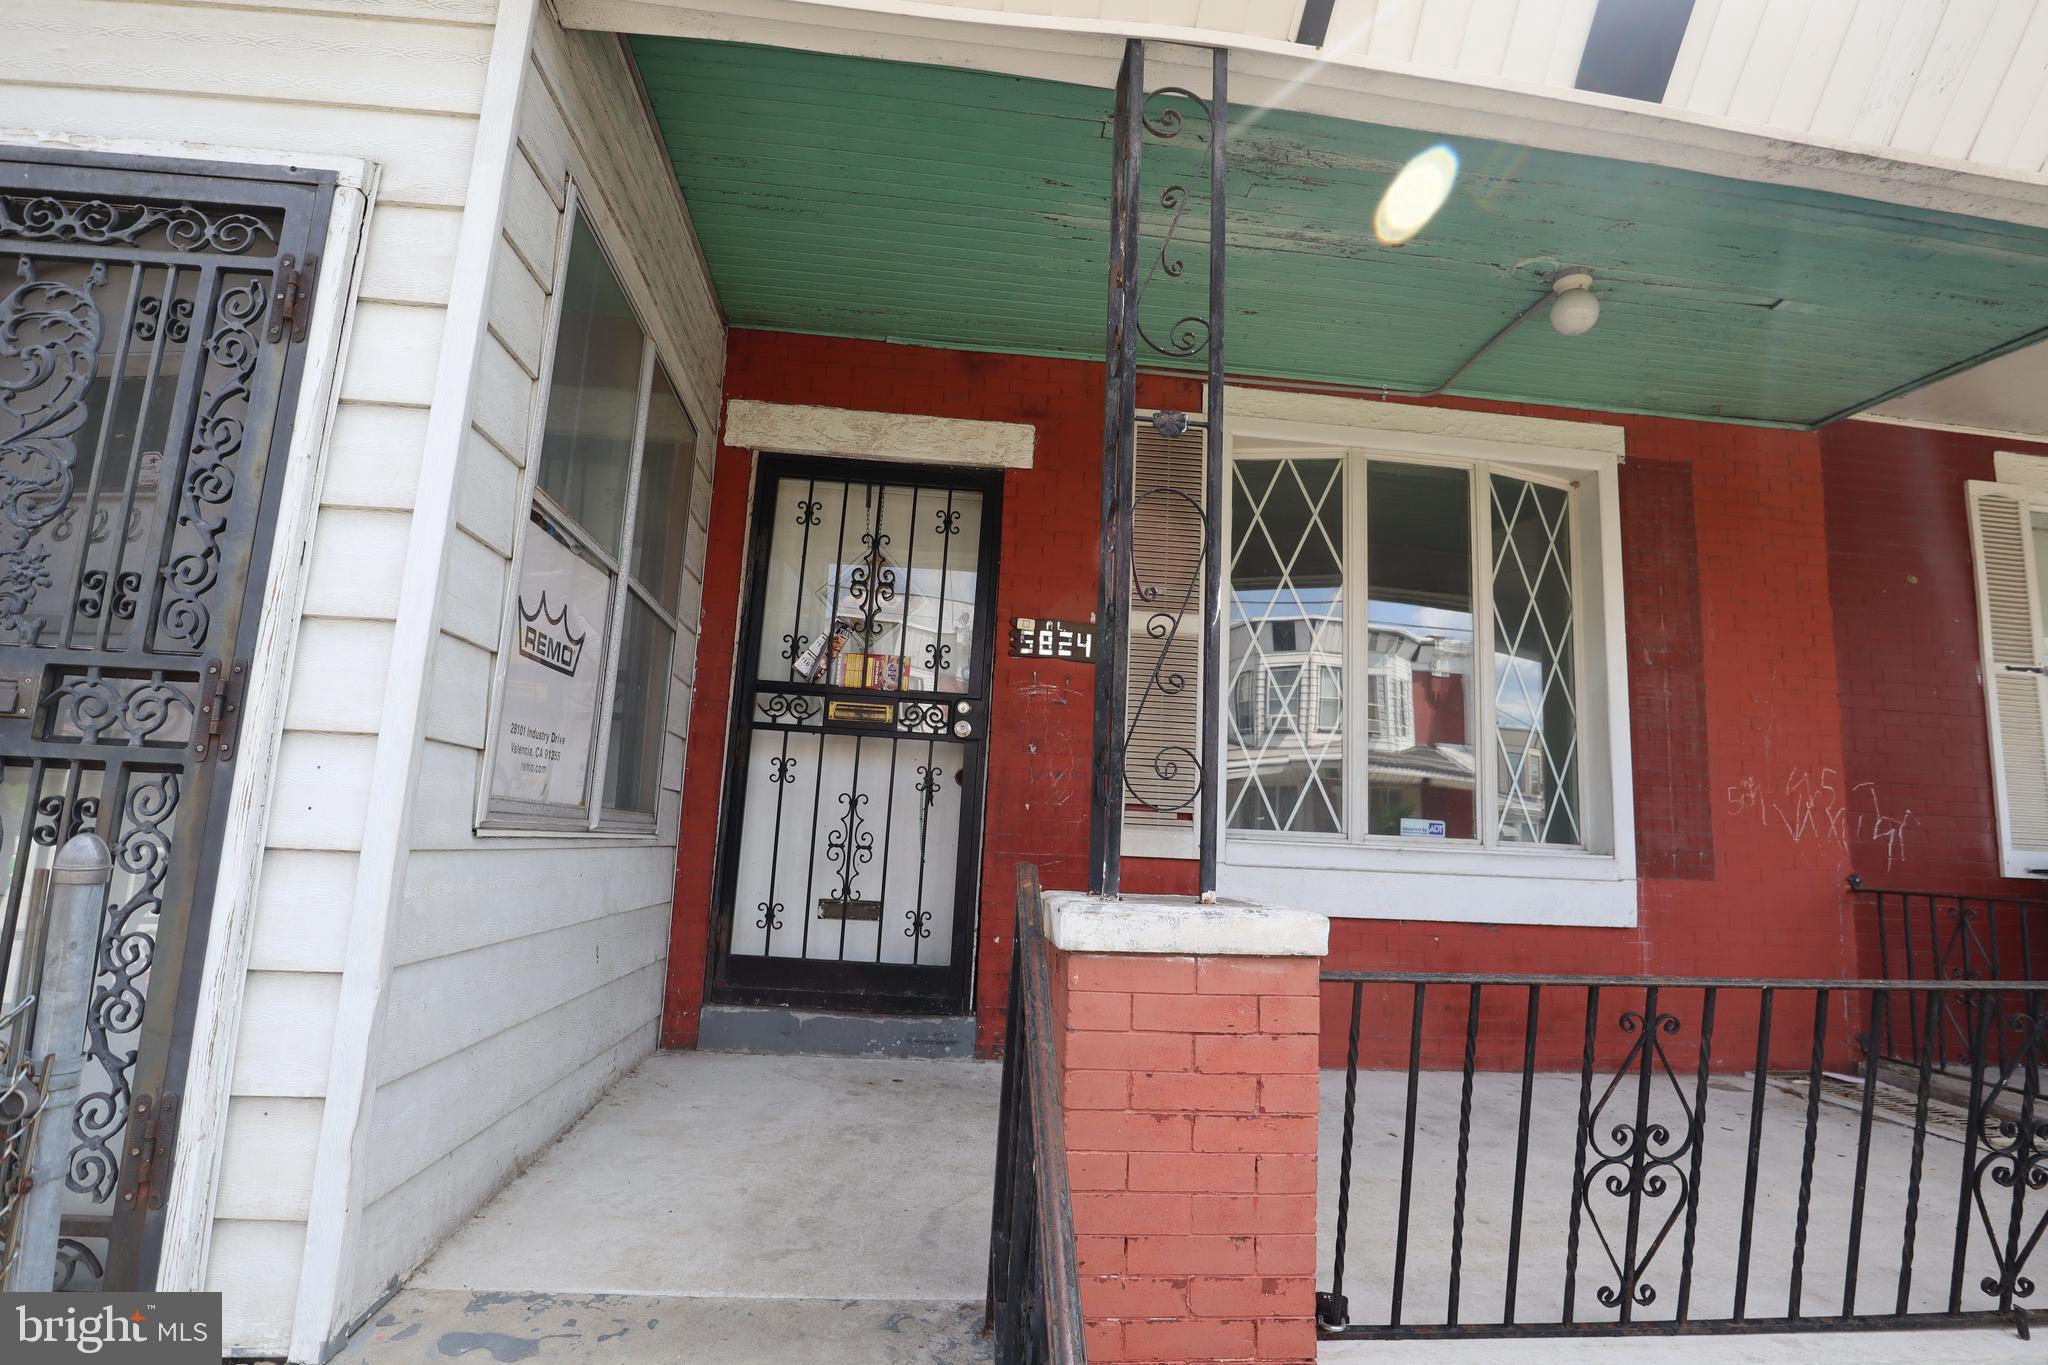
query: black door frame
707 453 1003 1016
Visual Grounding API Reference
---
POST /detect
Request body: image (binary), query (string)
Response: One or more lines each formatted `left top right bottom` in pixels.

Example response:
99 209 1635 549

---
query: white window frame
475 181 704 838
1214 388 1636 927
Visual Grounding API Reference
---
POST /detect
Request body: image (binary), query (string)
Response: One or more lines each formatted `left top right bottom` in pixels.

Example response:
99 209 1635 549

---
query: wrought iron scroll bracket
1092 40 1227 898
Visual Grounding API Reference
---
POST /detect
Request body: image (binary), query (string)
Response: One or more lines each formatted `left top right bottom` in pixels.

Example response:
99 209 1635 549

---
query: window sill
1218 839 1637 928
472 821 668 845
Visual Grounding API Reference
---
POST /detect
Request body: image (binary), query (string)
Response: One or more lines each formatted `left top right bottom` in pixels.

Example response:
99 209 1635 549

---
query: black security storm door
711 456 1001 1014
0 149 333 1290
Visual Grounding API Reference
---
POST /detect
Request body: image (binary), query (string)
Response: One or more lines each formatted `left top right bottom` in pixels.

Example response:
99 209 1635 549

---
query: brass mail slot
818 897 883 922
826 699 895 725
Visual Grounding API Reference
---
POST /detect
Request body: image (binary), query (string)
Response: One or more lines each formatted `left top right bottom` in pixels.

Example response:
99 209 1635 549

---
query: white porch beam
558 0 2048 231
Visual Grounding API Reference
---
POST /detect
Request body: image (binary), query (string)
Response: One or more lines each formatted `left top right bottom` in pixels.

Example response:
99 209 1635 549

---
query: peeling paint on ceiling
631 37 2048 428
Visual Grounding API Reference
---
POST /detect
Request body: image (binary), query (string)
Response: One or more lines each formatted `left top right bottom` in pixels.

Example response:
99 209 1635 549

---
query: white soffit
724 399 1035 467
1867 341 2048 442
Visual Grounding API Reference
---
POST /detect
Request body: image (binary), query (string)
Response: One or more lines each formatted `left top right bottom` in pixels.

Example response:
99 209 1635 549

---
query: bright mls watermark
4 1294 220 1363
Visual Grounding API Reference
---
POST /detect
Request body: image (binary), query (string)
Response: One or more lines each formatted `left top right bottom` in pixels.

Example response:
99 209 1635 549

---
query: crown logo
517 592 586 677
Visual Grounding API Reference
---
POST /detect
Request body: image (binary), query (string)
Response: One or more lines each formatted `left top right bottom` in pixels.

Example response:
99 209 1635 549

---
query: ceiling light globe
1550 284 1600 337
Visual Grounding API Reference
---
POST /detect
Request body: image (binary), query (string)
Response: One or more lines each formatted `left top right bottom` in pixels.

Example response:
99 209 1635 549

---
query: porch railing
985 864 1086 1364
1318 972 2046 1341
1852 878 2048 1072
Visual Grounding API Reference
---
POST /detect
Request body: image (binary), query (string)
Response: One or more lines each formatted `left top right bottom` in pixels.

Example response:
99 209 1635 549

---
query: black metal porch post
1199 46 1226 896
1090 40 1228 900
1090 39 1143 897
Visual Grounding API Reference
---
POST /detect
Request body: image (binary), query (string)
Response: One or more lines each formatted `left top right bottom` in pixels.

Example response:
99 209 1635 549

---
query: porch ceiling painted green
631 37 2048 428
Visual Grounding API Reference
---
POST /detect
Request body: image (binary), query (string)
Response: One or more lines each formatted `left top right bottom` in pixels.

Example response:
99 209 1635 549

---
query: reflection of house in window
1228 615 1568 842
1496 722 1549 842
1224 610 1347 832
1364 625 1475 837
1230 620 1344 739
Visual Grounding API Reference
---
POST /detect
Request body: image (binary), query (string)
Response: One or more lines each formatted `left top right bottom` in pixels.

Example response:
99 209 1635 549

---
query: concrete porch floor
332 1050 2036 1364
333 1051 1000 1364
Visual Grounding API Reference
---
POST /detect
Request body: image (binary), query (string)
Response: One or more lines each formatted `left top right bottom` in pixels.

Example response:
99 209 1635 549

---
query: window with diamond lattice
1227 457 1345 834
1227 451 1582 849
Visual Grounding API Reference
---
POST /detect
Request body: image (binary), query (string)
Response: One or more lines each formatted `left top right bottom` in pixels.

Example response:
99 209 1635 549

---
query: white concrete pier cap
1042 892 1329 957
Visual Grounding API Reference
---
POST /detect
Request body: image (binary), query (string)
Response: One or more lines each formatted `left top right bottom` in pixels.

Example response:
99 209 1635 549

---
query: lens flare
1375 144 1459 246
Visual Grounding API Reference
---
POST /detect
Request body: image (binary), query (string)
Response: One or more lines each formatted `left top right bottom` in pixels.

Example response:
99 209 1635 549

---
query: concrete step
333 1290 994 1365
697 1004 977 1059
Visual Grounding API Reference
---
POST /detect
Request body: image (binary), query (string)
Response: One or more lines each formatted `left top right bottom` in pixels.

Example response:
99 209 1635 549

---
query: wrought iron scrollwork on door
32 793 99 846
69 771 179 1204
0 195 277 254
158 275 268 652
824 790 875 909
0 262 105 644
0 153 332 1291
41 668 198 746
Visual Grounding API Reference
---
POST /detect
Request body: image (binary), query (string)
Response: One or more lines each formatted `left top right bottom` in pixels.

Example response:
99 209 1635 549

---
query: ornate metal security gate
710 457 1002 1014
0 149 332 1289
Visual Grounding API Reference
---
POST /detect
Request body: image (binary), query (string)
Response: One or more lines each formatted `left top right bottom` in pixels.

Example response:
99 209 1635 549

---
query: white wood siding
345 5 723 1320
1319 0 1600 84
1668 0 2048 174
743 0 2048 183
849 0 1307 40
0 0 493 1353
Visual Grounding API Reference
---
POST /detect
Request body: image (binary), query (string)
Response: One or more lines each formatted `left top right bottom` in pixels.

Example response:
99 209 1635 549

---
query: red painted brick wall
1622 458 1713 882
1308 411 1864 1068
664 329 2041 1063
1055 949 1322 1364
1818 421 2048 977
663 331 1197 1049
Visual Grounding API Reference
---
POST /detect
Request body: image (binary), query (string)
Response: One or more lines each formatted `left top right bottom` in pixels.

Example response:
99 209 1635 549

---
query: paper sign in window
491 522 611 809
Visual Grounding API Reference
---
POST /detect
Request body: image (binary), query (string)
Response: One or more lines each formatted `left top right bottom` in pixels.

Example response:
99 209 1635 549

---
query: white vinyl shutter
1968 481 2048 877
1122 417 1207 858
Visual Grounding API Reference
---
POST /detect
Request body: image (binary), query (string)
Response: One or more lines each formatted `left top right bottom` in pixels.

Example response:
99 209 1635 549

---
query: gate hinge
268 254 317 344
194 658 248 763
116 1092 179 1214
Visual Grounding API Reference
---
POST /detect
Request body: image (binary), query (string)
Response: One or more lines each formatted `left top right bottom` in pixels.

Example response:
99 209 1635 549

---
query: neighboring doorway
0 148 333 1289
710 456 1000 1015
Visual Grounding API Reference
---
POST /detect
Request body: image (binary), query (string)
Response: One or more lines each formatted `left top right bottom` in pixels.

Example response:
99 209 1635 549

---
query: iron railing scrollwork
1319 971 2048 1341
1091 40 1227 898
1851 878 2048 1075
986 864 1086 1364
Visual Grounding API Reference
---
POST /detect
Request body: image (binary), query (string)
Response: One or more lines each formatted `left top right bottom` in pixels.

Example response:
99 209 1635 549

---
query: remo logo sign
518 594 586 676
491 523 608 809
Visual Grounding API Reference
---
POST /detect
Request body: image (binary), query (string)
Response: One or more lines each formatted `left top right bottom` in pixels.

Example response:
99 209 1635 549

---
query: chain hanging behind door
0 150 333 1290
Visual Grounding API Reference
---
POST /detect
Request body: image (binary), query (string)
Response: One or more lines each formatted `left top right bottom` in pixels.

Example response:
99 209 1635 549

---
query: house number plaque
1010 617 1095 663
